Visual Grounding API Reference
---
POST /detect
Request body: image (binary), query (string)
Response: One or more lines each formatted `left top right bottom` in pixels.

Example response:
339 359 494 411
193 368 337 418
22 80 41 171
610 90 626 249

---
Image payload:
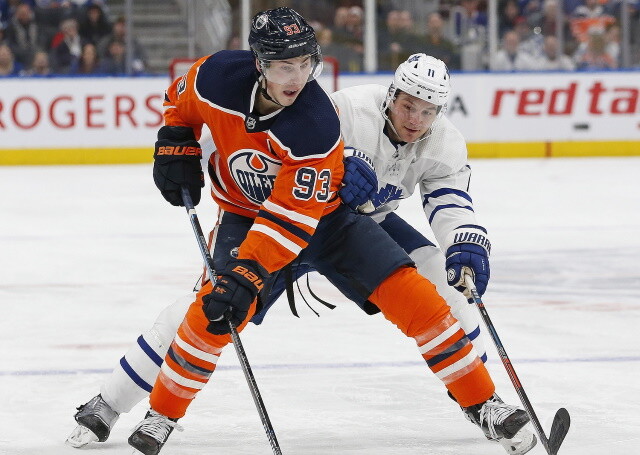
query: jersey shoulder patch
195 50 256 113
270 81 340 159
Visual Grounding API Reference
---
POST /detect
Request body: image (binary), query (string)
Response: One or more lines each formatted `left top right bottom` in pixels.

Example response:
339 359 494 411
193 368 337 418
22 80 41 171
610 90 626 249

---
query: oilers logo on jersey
228 149 282 204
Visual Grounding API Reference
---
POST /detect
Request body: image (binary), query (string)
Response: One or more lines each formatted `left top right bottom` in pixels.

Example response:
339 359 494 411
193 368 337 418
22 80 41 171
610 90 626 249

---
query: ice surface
1 158 639 454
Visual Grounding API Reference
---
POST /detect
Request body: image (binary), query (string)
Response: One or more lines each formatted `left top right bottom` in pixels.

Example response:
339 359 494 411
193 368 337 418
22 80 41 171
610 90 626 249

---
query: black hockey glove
445 226 491 298
202 259 269 335
153 126 204 206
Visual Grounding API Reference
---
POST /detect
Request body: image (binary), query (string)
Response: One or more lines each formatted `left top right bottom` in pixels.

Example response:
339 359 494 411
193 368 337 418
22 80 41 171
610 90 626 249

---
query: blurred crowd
0 0 145 76
2 0 639 77
229 0 640 72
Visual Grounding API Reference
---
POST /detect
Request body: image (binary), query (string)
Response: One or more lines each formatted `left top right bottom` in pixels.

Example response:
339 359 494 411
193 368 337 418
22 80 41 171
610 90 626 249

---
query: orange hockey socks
149 282 257 419
369 266 494 407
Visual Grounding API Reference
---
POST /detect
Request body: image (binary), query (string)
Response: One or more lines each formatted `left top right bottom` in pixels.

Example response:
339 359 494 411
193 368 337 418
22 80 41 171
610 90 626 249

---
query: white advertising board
0 77 167 148
0 72 638 152
339 71 640 142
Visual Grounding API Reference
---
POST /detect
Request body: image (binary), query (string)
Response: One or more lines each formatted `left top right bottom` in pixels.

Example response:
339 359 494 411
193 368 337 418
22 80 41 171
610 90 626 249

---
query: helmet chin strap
259 76 285 108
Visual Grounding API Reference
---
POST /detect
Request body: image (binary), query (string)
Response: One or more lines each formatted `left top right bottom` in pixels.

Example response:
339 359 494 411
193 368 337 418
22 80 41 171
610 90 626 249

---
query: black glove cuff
225 259 269 294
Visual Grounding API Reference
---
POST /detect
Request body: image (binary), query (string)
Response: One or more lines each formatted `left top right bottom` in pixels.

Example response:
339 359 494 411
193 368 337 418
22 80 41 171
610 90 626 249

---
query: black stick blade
548 408 570 455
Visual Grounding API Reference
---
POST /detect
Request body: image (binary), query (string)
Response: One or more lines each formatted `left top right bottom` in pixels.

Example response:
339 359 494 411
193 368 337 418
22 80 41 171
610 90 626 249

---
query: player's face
262 55 313 106
388 93 438 142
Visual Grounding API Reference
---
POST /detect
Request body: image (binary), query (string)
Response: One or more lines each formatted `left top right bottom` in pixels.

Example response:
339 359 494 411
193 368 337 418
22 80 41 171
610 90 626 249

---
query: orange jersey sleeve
162 50 344 273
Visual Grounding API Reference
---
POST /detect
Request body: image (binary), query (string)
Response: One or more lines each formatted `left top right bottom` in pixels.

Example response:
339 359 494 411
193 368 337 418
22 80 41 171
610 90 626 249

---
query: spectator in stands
98 38 129 75
21 47 49 75
378 9 416 70
0 41 21 75
78 2 110 45
1 1 10 29
573 0 605 18
498 0 523 37
570 0 615 44
50 16 83 73
384 0 440 30
491 29 537 70
574 26 617 69
605 24 620 66
330 5 364 71
536 35 576 70
451 0 488 70
534 0 572 39
72 41 98 73
317 26 361 73
514 16 544 59
33 0 77 49
97 16 145 73
4 2 44 68
331 6 348 32
421 12 460 69
522 0 544 27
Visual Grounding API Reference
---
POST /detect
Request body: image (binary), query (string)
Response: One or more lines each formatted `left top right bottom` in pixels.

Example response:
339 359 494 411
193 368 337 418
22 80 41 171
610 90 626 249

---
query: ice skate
462 394 537 454
66 394 119 448
128 409 183 455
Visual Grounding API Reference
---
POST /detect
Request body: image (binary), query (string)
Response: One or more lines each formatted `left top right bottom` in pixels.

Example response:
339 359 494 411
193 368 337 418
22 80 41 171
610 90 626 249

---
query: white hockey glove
444 225 491 298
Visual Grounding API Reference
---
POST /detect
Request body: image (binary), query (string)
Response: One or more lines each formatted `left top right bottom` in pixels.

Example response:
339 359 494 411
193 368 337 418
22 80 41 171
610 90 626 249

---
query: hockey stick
180 187 283 455
464 275 570 455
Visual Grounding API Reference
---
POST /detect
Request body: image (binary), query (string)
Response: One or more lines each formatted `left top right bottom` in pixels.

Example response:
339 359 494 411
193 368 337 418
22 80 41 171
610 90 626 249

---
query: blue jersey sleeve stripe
137 335 163 367
423 188 472 206
258 209 312 243
119 356 153 393
428 204 474 224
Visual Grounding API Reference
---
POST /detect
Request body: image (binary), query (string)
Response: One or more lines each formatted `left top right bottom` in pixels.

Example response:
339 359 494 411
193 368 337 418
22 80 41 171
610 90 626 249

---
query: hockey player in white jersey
329 54 535 454
67 54 536 455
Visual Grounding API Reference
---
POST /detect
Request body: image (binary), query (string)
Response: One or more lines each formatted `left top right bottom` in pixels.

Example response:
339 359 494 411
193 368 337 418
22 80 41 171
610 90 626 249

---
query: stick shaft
181 187 282 455
464 275 552 453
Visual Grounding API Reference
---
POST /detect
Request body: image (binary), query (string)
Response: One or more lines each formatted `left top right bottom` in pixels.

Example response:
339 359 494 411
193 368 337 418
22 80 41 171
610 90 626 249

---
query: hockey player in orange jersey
71 8 531 455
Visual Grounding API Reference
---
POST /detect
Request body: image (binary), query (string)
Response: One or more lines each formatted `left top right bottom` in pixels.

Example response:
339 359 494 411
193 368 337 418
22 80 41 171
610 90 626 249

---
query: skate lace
479 399 519 440
135 412 183 442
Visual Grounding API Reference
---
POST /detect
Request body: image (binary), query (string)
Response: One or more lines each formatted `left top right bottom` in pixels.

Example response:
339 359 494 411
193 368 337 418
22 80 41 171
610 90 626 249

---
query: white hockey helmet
382 53 451 119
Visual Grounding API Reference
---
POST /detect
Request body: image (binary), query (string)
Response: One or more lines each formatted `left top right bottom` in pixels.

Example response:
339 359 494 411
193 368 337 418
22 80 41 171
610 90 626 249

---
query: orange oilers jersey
163 50 345 274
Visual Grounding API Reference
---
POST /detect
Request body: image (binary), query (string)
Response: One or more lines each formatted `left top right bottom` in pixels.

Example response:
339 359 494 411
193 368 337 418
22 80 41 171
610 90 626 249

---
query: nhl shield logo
228 149 282 204
255 13 268 29
245 116 257 130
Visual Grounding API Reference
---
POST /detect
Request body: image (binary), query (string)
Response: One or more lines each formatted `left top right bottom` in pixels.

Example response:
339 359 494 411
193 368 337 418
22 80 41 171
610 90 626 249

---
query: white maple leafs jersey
331 84 479 249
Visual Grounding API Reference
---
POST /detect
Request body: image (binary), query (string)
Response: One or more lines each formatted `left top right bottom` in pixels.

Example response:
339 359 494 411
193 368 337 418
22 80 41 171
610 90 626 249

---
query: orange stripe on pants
149 281 257 419
369 266 494 407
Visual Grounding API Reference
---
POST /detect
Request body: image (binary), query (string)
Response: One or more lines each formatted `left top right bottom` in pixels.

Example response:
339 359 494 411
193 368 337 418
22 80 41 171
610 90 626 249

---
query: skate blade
498 427 537 455
65 425 99 448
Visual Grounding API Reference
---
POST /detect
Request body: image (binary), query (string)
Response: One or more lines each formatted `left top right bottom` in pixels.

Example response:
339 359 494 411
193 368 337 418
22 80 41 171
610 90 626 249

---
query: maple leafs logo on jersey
228 150 282 204
371 183 403 208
